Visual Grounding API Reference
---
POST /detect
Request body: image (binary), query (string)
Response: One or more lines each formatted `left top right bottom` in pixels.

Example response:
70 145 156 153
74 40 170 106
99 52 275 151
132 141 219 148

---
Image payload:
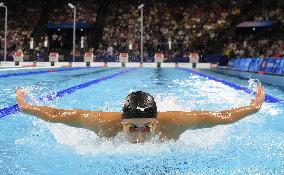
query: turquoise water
0 67 283 174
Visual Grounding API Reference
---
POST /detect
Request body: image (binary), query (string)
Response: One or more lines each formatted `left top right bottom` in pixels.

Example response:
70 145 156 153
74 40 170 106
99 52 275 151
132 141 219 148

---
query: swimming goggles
124 121 158 132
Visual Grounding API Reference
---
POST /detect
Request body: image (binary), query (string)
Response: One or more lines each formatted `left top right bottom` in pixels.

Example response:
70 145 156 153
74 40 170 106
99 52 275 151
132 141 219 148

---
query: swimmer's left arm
158 86 264 129
202 86 264 127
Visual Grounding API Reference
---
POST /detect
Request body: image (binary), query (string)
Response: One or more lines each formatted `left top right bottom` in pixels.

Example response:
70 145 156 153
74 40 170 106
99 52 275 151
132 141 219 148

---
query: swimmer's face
122 118 158 143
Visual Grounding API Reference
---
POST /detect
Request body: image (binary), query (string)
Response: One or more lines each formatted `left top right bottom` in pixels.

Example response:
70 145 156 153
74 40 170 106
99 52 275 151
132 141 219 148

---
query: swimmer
16 86 264 143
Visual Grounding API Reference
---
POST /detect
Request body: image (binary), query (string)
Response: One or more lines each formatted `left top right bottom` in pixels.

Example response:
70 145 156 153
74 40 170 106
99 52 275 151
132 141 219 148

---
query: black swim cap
122 91 157 119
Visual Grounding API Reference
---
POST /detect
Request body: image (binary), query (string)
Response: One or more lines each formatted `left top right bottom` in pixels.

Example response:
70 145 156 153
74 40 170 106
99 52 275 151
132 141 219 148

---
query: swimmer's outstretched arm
158 86 264 130
16 88 122 136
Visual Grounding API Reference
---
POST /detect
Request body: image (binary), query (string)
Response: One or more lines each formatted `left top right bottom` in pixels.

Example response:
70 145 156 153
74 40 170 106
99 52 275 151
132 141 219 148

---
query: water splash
247 78 261 99
155 94 184 111
179 126 230 150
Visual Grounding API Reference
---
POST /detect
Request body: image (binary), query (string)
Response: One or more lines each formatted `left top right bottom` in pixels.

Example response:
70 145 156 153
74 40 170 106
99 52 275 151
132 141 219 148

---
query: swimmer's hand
16 87 31 109
250 85 265 110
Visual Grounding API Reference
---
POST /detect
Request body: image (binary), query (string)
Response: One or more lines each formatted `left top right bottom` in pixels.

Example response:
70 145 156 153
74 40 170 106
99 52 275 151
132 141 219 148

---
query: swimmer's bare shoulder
156 86 264 139
16 88 122 138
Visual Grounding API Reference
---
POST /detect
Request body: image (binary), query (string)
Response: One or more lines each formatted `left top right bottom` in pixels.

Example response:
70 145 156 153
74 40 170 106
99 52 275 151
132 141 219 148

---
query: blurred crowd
224 38 284 58
224 5 284 58
100 0 241 60
0 0 283 61
49 1 98 23
0 0 97 60
0 1 43 57
253 8 284 23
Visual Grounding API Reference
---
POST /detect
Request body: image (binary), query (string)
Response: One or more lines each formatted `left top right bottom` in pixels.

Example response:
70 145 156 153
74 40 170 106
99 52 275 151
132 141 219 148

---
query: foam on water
173 78 251 109
155 94 184 111
44 120 229 155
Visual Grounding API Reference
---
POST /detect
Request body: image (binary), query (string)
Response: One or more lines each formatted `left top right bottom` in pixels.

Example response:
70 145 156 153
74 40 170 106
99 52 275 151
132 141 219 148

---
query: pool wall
0 61 211 69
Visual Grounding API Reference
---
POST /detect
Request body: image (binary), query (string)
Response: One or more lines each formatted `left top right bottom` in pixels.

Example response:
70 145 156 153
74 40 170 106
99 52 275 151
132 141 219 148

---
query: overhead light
0 2 4 7
68 3 75 9
138 4 144 9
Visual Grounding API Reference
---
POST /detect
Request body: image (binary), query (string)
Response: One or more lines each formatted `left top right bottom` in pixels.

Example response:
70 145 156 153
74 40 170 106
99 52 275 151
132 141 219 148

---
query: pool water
0 67 283 174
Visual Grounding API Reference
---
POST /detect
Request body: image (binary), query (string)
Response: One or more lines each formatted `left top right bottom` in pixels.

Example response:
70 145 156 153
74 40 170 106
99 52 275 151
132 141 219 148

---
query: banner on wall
248 58 261 72
228 57 284 75
48 22 91 29
238 58 252 71
263 59 277 73
274 59 284 74
237 21 274 28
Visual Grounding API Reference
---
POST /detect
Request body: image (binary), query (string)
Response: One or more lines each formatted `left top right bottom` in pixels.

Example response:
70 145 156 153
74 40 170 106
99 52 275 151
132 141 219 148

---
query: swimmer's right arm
16 88 122 134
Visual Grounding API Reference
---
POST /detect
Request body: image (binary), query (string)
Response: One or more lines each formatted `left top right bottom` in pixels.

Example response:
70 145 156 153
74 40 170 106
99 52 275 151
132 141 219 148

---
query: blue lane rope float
0 68 138 119
177 67 284 104
0 66 102 78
